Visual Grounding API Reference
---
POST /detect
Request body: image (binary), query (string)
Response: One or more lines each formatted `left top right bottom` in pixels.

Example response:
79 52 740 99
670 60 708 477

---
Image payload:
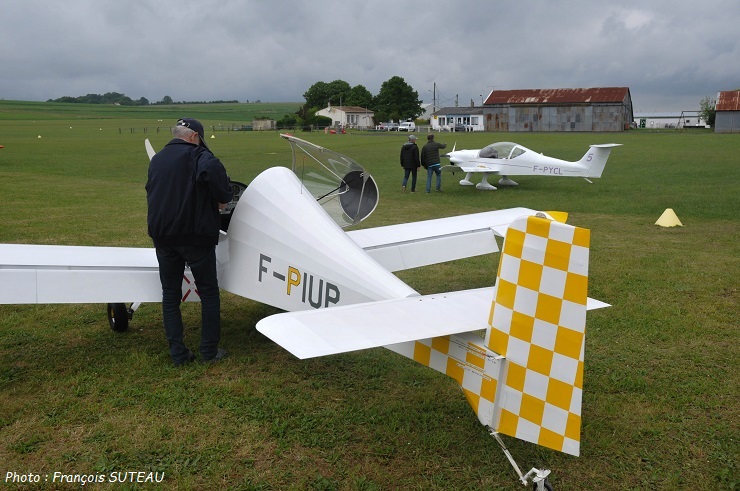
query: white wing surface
256 287 610 359
256 288 493 359
0 244 162 304
445 162 500 174
347 207 544 271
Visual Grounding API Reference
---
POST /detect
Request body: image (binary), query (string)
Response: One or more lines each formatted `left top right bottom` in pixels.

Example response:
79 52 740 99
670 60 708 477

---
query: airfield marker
655 208 683 227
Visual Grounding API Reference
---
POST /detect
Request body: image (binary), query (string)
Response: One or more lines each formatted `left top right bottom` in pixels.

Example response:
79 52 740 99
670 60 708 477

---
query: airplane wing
442 162 500 174
0 207 557 304
347 207 544 271
0 243 163 304
256 287 610 359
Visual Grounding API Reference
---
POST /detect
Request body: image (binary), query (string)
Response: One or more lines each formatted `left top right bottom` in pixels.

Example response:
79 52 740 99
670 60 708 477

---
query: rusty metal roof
485 87 630 105
716 91 740 111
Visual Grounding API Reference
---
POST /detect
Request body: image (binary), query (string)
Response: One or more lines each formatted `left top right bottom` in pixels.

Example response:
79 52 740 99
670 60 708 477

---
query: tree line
284 76 422 128
46 93 238 106
46 74 424 128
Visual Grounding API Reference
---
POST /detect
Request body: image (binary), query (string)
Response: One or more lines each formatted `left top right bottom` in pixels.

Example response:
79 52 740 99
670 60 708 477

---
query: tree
160 95 173 105
303 80 352 110
303 81 329 109
699 95 717 127
372 76 422 122
345 84 373 109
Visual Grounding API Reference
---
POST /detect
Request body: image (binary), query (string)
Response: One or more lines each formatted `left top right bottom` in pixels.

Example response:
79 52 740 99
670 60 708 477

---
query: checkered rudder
486 215 590 456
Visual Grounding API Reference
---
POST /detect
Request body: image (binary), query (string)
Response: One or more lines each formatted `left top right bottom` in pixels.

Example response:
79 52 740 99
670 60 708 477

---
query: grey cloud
1 0 737 110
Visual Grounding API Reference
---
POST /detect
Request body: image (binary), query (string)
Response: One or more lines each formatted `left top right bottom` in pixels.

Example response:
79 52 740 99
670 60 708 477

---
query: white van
398 121 416 132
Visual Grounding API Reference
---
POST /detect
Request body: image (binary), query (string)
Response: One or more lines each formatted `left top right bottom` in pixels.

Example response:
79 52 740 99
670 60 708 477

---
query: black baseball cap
177 118 209 149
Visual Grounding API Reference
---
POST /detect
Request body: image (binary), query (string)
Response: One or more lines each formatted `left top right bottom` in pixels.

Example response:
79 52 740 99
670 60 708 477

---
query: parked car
453 123 466 132
377 122 399 131
398 121 416 132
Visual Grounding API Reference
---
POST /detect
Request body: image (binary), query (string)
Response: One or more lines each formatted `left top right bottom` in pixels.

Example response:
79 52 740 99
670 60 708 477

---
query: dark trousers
156 245 221 362
402 168 418 191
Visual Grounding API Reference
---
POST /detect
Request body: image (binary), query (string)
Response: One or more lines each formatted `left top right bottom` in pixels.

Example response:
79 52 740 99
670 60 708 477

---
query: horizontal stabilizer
348 207 550 271
256 288 493 359
256 285 609 359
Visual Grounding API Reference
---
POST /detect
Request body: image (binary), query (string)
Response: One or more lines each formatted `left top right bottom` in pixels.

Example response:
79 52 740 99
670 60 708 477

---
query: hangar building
714 90 740 133
483 87 633 132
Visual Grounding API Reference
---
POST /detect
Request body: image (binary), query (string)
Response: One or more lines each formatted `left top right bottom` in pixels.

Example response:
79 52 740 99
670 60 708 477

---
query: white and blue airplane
0 135 610 490
443 141 621 190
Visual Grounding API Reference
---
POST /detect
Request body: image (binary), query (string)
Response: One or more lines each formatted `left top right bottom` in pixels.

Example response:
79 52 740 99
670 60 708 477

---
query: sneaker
173 350 195 367
202 348 228 364
402 185 406 193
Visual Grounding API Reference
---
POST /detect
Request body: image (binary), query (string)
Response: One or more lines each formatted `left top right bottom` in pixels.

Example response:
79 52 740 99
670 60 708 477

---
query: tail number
532 165 563 175
259 254 341 309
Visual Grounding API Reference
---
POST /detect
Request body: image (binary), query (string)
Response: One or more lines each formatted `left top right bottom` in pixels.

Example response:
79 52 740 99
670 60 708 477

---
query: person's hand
218 203 228 211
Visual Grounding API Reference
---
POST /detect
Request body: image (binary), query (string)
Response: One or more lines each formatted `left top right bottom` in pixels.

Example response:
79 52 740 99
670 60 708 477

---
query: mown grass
0 101 738 490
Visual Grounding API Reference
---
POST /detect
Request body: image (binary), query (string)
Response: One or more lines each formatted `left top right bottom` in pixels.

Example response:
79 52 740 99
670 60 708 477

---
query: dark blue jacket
146 139 233 247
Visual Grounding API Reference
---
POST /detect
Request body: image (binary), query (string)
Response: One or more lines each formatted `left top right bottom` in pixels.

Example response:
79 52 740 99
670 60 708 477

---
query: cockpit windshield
478 142 527 159
282 134 379 228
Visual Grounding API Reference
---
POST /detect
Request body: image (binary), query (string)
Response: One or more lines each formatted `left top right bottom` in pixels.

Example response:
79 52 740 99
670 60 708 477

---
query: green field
0 101 738 490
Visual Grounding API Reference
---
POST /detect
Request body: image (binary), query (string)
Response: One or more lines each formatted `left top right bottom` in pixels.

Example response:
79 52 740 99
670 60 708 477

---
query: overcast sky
2 0 737 112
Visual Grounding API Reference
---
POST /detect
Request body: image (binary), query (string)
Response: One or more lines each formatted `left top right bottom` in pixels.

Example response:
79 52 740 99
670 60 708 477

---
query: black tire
532 480 553 491
107 303 129 332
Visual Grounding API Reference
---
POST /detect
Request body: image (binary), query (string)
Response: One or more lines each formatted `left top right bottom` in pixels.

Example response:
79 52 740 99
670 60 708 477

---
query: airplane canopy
479 142 527 160
282 134 378 228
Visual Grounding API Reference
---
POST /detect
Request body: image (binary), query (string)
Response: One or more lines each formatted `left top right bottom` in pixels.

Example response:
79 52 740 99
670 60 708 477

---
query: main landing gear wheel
533 479 553 491
107 303 131 332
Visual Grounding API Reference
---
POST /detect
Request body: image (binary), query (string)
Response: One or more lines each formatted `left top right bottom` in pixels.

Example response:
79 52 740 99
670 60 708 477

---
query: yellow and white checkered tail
486 215 589 456
385 214 590 457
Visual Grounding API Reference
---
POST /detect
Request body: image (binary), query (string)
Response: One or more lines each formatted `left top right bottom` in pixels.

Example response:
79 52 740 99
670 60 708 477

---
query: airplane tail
484 214 590 456
577 143 621 178
255 212 600 458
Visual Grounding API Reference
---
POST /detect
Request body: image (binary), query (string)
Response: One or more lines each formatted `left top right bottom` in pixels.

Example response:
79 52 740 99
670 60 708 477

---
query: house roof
431 107 484 116
325 105 373 114
484 87 631 105
716 90 740 111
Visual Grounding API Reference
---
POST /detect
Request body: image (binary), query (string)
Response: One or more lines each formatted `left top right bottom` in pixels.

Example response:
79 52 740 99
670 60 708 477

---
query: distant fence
119 124 440 134
119 125 254 134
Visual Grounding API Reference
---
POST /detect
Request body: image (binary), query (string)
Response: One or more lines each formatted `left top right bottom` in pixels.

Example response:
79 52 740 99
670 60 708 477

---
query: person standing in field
399 134 420 192
146 118 233 366
421 133 447 193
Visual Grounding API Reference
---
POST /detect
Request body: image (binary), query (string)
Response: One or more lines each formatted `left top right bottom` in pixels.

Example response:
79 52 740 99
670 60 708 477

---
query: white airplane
0 134 609 490
442 141 621 190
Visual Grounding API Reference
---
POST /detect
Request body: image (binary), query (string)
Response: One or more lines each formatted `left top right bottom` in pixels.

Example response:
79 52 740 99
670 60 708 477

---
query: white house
430 107 485 131
315 104 374 129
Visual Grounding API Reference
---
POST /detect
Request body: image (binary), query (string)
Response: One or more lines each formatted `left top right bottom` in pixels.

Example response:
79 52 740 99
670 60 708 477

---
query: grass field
0 101 738 490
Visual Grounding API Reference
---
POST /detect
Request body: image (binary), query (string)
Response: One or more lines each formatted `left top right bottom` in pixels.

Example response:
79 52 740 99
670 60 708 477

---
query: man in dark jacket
421 133 447 193
146 118 233 366
399 134 420 192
